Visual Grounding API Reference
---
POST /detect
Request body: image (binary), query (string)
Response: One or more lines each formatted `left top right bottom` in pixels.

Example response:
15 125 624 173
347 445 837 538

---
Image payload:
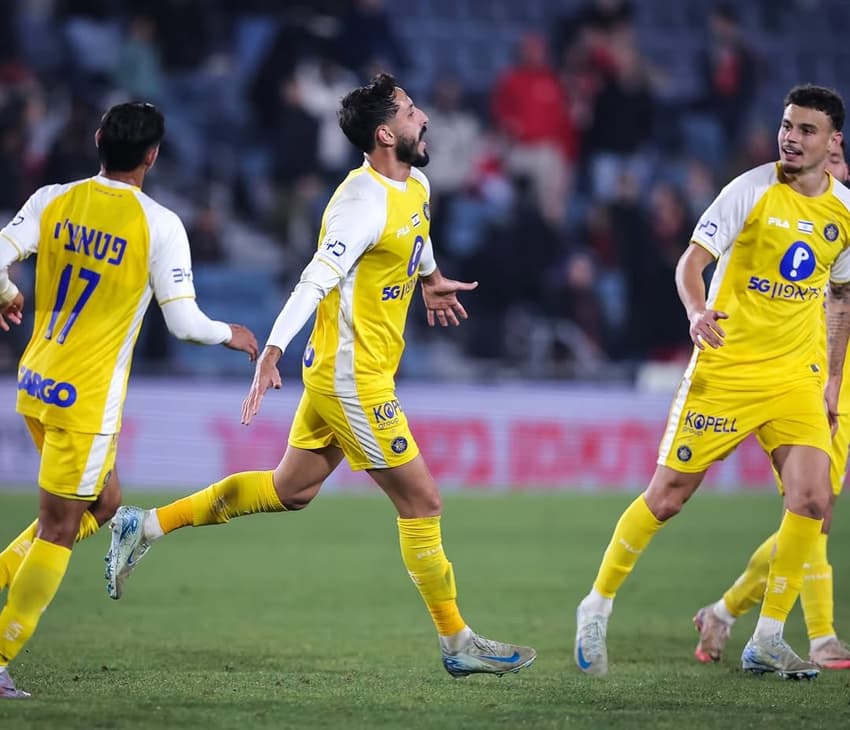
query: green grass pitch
1 489 850 729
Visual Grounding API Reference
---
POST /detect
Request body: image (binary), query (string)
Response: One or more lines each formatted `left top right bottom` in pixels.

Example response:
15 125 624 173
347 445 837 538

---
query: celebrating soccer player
693 135 850 670
574 84 850 680
106 74 536 679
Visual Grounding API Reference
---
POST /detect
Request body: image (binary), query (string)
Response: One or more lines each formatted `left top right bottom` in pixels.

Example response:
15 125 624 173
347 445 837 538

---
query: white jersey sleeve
266 181 385 354
419 236 437 277
138 193 230 344
313 189 386 279
0 183 73 305
691 163 775 258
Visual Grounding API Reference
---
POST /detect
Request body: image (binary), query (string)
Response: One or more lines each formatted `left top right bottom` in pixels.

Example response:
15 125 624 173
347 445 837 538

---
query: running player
693 136 850 670
0 102 258 699
573 84 850 680
105 74 536 679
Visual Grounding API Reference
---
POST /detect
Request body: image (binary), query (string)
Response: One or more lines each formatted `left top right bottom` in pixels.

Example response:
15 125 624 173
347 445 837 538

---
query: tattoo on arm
827 281 850 376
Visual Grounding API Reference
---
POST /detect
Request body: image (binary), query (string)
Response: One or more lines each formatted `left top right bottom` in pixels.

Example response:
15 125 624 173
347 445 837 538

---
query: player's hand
421 274 478 327
825 375 842 437
688 309 728 350
241 346 283 425
0 292 24 332
225 324 259 361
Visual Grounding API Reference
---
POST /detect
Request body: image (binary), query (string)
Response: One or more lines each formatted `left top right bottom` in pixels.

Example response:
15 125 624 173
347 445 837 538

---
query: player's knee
36 514 82 547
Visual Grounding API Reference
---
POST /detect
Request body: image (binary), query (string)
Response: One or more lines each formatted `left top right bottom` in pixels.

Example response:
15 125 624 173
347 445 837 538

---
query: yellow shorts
288 389 420 471
760 411 850 496
658 376 830 474
25 416 118 501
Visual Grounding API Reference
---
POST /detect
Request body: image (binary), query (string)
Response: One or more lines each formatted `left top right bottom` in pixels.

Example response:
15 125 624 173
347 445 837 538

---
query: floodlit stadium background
0 0 844 492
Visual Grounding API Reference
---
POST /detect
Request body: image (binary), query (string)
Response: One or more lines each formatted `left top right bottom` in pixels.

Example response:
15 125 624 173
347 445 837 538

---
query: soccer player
692 136 850 670
0 102 259 699
105 74 537 679
573 84 850 680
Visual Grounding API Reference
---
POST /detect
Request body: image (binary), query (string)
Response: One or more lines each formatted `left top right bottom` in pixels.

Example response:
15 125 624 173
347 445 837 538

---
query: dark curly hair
338 73 400 153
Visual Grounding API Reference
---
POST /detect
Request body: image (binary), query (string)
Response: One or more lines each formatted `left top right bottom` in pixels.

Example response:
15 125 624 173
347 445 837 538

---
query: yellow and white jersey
302 161 433 399
0 175 200 433
688 161 850 390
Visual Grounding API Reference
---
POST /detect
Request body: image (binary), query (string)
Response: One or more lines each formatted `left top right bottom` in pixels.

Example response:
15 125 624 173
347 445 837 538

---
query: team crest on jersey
423 202 430 221
391 437 408 454
676 445 692 462
411 212 421 227
824 222 839 242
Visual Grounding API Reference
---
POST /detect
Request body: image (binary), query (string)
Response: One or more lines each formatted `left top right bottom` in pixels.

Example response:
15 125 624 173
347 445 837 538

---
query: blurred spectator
336 0 408 78
724 123 775 180
684 3 758 168
491 32 578 229
631 182 694 361
188 203 226 264
41 97 100 186
269 75 322 260
295 51 360 180
421 73 483 260
113 15 164 100
584 28 656 201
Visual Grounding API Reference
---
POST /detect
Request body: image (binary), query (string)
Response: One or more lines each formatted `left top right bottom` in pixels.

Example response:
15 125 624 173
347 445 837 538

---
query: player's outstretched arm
241 345 282 425
675 243 727 349
420 268 479 327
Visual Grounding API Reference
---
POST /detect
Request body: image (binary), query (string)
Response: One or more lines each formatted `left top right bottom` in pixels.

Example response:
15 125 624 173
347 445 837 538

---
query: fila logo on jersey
17 366 77 408
768 217 790 228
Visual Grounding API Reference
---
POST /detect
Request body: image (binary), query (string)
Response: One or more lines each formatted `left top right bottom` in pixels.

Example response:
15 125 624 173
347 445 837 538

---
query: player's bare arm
420 268 479 327
825 280 850 428
241 345 283 425
675 243 728 349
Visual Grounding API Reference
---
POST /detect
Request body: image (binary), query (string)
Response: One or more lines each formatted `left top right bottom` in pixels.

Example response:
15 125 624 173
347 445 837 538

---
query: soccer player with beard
574 84 850 680
105 73 536 679
693 136 850 671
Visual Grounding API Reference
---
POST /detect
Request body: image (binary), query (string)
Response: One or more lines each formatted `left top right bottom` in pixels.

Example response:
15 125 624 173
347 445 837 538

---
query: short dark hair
97 102 165 172
338 73 399 154
785 84 845 132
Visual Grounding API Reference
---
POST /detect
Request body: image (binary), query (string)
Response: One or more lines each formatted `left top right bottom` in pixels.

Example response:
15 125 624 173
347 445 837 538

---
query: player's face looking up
778 104 837 176
386 88 430 167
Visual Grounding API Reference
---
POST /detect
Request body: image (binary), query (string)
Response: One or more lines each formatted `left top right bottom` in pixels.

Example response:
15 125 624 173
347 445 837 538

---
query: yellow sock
398 516 466 636
761 510 823 622
0 512 99 590
593 495 664 598
722 532 775 618
0 539 71 665
801 533 833 640
155 471 285 533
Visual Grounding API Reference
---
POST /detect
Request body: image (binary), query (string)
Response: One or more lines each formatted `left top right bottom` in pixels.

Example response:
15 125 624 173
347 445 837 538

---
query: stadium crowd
0 0 836 379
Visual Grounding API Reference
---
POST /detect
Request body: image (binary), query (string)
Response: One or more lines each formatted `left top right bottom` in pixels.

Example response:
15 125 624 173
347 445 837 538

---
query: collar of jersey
362 159 408 192
93 174 141 191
